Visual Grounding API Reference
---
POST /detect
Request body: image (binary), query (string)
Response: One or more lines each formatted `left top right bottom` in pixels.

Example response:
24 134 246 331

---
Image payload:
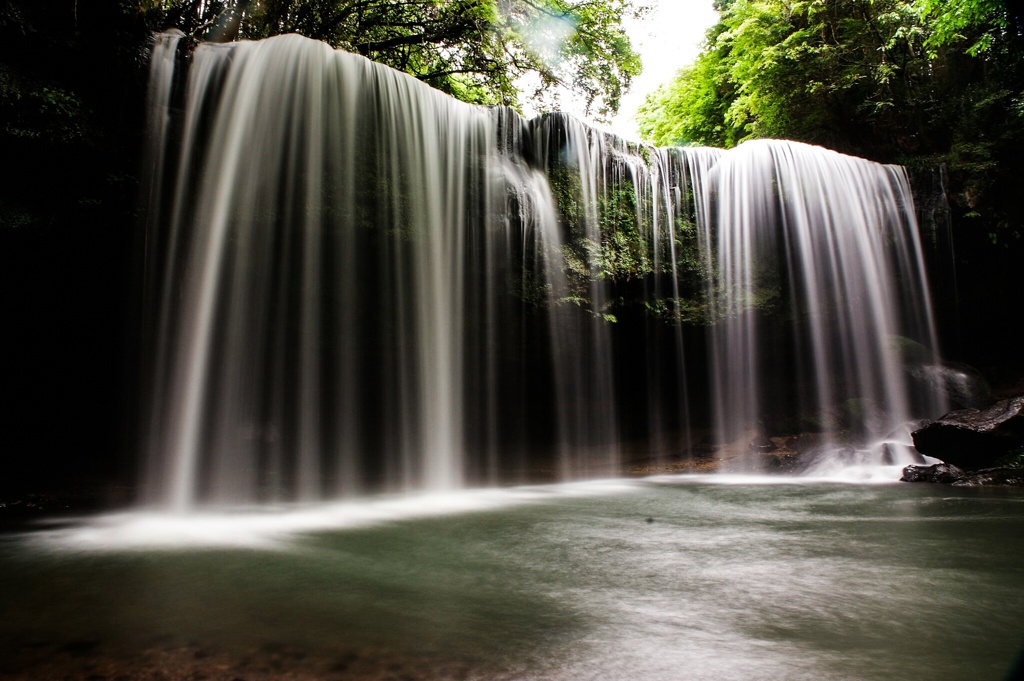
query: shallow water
2 477 1022 680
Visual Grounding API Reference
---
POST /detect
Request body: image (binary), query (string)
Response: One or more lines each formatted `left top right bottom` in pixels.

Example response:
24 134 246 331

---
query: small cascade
142 32 947 509
702 140 947 471
529 114 623 476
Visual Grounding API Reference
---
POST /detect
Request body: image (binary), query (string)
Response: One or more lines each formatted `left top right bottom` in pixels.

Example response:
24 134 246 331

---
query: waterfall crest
142 33 946 508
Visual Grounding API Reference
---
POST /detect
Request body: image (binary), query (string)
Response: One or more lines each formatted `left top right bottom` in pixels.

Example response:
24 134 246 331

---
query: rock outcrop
911 396 1024 470
900 463 1024 486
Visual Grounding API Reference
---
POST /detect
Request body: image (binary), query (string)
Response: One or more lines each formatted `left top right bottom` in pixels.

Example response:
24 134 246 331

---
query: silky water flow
142 32 948 510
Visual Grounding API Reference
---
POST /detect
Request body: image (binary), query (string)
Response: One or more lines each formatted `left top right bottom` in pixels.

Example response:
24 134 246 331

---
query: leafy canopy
636 0 1021 156
137 0 645 119
916 0 1009 56
637 0 936 152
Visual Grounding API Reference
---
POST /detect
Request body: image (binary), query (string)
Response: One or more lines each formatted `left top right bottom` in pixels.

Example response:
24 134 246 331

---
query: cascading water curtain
701 140 947 470
141 34 659 509
142 34 510 508
141 32 948 509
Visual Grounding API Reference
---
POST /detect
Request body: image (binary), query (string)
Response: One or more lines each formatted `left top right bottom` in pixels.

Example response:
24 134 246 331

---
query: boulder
900 463 965 483
911 396 1024 469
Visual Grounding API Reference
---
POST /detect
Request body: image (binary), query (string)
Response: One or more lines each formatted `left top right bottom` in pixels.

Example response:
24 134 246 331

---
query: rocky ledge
900 463 1024 486
911 396 1024 470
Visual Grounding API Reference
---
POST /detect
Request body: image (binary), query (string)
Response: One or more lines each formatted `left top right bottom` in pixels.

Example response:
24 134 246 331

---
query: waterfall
142 33 946 509
702 140 947 471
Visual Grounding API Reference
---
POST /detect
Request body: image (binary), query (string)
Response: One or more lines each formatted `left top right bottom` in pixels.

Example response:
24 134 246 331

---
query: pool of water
2 476 1022 680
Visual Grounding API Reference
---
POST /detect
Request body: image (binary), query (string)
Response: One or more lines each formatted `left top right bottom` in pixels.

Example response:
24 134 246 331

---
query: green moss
539 141 721 327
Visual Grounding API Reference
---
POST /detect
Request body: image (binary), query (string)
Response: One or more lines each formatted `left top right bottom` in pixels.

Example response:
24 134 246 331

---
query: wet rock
748 434 777 452
911 396 1024 469
943 362 992 408
900 463 965 483
952 467 1024 487
901 463 1024 486
908 361 991 410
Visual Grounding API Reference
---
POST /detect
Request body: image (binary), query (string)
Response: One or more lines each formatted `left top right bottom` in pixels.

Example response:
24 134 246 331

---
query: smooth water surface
2 478 1022 680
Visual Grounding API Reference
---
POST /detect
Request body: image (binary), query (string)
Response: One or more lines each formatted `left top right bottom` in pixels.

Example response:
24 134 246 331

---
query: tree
134 0 645 119
637 0 933 157
635 21 736 147
917 0 1012 56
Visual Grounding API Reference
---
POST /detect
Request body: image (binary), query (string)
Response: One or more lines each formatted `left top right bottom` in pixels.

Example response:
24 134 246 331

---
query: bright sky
608 1 720 141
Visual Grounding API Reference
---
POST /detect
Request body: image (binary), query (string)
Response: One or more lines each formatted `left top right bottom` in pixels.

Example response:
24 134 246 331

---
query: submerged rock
911 396 1024 469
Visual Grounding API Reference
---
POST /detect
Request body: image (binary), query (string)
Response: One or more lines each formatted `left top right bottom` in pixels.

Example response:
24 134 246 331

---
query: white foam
16 478 642 553
648 468 905 486
15 469 914 553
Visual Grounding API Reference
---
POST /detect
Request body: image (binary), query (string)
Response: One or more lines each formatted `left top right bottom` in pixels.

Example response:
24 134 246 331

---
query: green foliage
636 52 737 147
916 0 1008 57
644 295 711 325
554 169 651 306
1 0 155 232
595 185 651 281
0 68 89 142
637 0 934 153
543 140 714 325
130 0 644 119
636 0 1024 259
635 0 1024 372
